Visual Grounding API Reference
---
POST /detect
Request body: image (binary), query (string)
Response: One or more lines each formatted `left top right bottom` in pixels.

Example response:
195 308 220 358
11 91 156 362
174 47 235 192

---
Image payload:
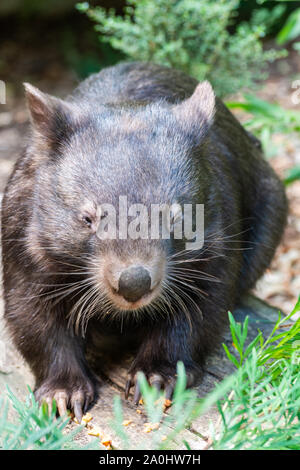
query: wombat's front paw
35 378 97 423
125 365 197 405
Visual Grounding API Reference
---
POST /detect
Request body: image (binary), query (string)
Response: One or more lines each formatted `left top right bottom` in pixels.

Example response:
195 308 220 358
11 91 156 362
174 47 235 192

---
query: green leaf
277 8 300 45
223 343 240 369
285 166 300 185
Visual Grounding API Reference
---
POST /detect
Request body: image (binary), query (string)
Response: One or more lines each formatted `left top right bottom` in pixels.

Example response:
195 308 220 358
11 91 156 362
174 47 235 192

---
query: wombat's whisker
208 238 276 251
165 279 202 327
169 243 234 262
155 295 173 321
87 284 112 319
167 274 206 295
170 266 221 280
23 277 95 302
166 224 252 263
168 271 197 283
88 293 107 324
69 285 99 334
170 254 226 264
170 264 220 280
166 275 202 305
159 283 178 317
170 269 222 284
79 291 101 335
29 276 93 287
162 280 191 326
51 287 91 308
205 218 254 240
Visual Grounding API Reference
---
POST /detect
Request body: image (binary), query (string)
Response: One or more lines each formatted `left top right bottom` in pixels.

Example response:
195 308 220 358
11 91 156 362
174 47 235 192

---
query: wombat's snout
118 266 151 302
101 252 165 311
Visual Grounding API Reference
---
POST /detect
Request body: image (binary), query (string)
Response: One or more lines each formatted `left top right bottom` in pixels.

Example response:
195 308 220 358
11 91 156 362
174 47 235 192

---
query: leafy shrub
277 7 300 51
226 93 300 159
76 0 286 97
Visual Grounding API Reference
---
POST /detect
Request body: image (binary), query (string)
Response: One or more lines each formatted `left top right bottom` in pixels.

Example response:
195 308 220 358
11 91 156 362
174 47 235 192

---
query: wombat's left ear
173 81 215 140
24 83 75 142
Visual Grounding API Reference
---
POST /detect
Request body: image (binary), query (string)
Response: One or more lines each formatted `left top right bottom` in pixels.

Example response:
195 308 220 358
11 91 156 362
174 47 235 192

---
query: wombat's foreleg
4 293 98 422
125 311 210 403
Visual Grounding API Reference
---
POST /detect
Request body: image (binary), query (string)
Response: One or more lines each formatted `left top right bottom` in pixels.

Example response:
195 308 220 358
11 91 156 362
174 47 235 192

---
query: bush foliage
77 0 286 97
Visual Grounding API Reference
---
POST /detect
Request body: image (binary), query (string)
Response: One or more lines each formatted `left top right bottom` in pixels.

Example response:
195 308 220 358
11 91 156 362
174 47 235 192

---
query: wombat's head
24 81 215 329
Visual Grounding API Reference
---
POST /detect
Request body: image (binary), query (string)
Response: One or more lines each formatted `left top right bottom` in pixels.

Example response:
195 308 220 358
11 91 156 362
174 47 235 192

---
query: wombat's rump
1 62 287 421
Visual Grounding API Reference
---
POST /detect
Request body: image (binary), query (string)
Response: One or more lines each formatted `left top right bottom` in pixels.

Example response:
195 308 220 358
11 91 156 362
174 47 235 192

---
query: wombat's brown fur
1 62 287 420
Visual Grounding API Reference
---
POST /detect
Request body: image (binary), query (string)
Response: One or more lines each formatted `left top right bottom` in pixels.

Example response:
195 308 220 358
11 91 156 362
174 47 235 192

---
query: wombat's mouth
107 284 161 311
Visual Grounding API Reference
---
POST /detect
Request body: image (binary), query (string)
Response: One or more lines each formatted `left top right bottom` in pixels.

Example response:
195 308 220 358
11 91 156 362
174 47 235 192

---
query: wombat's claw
125 373 142 403
36 384 95 424
125 374 142 404
134 382 141 405
125 377 141 405
73 395 85 424
55 391 68 418
125 372 176 404
164 380 176 400
39 391 68 419
149 373 165 391
125 378 132 400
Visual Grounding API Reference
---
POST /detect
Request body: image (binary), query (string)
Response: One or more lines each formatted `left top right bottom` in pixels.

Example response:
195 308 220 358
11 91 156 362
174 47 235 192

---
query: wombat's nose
118 266 151 302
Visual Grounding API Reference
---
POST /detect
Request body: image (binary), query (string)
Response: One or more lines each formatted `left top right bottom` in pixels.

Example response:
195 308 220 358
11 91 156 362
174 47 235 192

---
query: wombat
1 62 287 421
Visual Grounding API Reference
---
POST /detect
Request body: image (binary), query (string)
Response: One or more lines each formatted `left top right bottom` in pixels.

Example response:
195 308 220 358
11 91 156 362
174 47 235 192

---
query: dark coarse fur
1 62 287 414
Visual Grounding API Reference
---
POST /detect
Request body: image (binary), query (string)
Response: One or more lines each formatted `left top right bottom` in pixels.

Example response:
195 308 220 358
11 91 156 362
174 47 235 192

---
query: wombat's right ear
24 83 75 142
173 81 215 141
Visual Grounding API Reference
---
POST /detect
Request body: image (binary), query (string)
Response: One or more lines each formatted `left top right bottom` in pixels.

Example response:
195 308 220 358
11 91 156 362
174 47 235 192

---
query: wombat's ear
173 81 215 140
24 83 75 142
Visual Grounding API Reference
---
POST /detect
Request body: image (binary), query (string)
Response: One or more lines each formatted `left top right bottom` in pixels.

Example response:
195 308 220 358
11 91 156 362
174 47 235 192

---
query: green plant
212 350 299 449
226 93 300 160
213 298 300 449
277 7 300 52
110 297 300 450
76 0 286 97
0 387 99 450
284 166 300 186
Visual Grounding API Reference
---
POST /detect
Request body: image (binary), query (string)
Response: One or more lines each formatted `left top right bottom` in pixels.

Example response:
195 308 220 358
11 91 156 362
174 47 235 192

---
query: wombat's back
68 62 198 105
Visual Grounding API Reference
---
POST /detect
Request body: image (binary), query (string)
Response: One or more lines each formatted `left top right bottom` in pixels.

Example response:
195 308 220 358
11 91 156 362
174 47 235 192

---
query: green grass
0 387 99 450
111 297 300 450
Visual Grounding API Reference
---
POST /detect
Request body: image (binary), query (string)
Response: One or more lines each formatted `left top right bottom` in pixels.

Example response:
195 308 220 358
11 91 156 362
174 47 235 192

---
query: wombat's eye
82 215 93 227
